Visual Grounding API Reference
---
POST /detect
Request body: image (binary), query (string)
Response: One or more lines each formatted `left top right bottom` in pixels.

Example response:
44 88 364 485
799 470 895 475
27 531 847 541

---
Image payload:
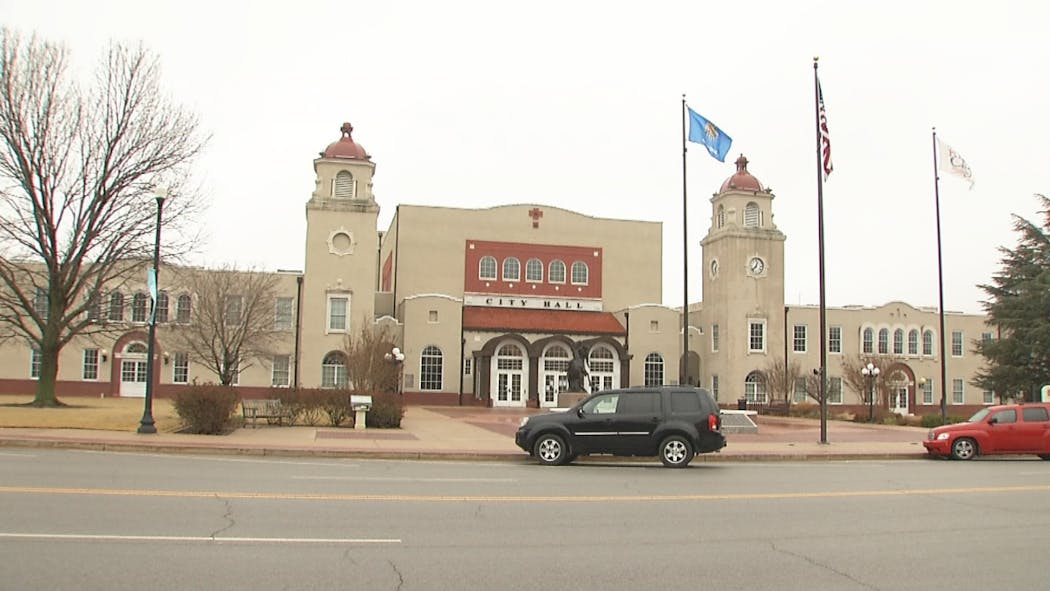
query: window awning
463 307 625 336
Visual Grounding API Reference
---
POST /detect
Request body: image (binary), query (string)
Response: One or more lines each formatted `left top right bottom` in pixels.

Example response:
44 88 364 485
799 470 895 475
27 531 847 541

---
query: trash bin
737 398 748 411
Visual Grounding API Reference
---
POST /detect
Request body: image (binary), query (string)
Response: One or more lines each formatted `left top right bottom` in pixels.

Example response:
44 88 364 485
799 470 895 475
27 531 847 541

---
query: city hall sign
463 294 603 312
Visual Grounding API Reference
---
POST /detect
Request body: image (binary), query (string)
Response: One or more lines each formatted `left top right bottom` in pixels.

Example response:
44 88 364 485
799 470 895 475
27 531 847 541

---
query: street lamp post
862 362 880 423
384 347 405 396
138 189 166 434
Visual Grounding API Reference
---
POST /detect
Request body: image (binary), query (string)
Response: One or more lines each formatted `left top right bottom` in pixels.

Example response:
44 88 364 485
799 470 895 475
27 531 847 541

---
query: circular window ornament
709 258 719 278
327 228 354 256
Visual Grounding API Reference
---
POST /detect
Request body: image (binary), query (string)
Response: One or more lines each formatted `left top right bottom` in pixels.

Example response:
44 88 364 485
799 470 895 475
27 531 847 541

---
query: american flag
817 79 833 181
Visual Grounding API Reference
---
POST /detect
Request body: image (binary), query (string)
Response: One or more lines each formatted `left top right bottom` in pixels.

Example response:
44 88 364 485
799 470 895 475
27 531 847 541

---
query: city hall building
0 122 996 415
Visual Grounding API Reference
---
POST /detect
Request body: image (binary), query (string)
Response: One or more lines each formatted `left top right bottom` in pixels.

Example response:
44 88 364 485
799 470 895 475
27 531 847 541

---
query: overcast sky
6 0 1048 315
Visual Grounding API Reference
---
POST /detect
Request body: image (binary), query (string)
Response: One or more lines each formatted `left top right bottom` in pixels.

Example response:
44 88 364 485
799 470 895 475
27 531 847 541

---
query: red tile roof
463 307 625 335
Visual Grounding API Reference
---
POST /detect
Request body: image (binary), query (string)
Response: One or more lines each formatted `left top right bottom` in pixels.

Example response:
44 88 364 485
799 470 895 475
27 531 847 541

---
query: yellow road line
2 484 1049 502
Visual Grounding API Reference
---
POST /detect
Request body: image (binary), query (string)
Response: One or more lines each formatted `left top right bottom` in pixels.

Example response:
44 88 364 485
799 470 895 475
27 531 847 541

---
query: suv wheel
660 435 693 468
950 437 977 460
534 433 568 466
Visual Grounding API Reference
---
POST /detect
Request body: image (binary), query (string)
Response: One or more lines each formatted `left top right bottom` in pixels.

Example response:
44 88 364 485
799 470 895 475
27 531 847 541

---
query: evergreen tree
975 194 1050 401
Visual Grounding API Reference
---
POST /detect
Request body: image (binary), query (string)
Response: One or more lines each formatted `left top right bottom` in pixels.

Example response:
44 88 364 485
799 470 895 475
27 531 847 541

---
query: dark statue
566 344 589 392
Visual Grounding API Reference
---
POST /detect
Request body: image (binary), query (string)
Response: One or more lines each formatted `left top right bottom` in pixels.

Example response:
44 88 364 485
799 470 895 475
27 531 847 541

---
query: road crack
209 495 235 539
770 540 881 590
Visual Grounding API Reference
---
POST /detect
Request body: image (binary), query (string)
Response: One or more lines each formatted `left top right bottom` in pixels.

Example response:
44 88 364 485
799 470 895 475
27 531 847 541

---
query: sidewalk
0 406 932 462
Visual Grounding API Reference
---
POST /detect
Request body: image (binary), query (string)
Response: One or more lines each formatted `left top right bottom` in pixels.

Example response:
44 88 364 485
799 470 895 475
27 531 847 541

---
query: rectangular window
748 320 765 353
463 358 472 376
428 310 438 323
31 348 42 379
951 331 964 357
274 297 294 331
34 288 49 320
271 355 290 387
952 378 964 404
793 377 808 403
981 332 994 344
649 320 659 333
828 326 842 354
327 295 349 332
176 295 191 323
711 375 719 401
982 390 994 405
173 352 189 384
132 293 148 323
711 324 719 352
922 379 933 404
793 324 807 353
828 376 843 404
155 292 169 324
223 359 240 386
224 295 243 327
83 348 99 380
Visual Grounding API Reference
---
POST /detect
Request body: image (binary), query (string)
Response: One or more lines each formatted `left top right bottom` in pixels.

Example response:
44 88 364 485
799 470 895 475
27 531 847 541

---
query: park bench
241 399 291 428
762 400 791 416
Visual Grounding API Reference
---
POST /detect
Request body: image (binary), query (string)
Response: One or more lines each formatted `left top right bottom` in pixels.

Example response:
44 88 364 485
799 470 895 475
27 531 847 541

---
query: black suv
515 386 725 468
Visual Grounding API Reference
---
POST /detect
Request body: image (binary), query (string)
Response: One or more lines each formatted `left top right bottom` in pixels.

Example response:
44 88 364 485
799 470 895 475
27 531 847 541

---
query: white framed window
525 258 543 282
479 256 497 280
132 292 148 323
173 352 189 384
951 331 964 357
548 260 566 284
502 257 521 281
877 328 889 354
155 292 169 323
981 331 994 345
86 292 102 323
744 372 766 404
828 325 842 354
922 379 933 405
109 292 124 322
588 345 618 393
322 351 348 388
744 202 761 227
34 287 49 320
793 377 808 403
793 324 807 353
83 349 99 380
643 353 663 386
224 295 243 327
570 261 589 285
828 377 843 404
748 320 766 353
908 329 919 355
983 390 994 405
711 324 719 352
176 293 192 323
922 330 935 356
711 375 719 401
862 327 874 354
952 378 964 404
272 355 290 387
327 295 349 332
31 348 41 378
222 358 240 386
274 297 294 331
716 205 725 228
464 357 472 376
420 345 443 391
333 170 357 199
893 329 904 355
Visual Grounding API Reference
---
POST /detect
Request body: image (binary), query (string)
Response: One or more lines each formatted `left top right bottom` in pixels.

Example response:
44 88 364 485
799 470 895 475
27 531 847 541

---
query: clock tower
699 155 786 398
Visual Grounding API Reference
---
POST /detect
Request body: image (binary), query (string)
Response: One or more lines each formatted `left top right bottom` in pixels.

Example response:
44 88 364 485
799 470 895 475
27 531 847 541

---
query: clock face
749 256 765 275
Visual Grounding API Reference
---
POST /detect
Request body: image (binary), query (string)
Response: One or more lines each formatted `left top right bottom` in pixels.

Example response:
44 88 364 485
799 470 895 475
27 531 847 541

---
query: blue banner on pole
147 267 157 325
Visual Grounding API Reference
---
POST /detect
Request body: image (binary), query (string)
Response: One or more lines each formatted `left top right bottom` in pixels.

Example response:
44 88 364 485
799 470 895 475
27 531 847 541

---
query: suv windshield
967 408 991 423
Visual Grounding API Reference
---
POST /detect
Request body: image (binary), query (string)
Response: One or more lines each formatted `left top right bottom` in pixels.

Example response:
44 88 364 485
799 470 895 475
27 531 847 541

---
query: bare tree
840 354 895 407
344 325 400 394
762 356 802 408
168 266 281 386
0 29 207 406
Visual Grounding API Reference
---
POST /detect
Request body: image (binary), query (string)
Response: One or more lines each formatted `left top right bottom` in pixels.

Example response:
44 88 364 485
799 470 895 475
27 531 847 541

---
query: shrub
321 389 352 427
365 391 405 428
172 384 240 434
276 388 328 426
920 414 968 428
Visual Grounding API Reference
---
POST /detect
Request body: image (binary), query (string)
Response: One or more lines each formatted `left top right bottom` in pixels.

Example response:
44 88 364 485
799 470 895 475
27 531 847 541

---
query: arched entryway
491 341 527 407
539 342 571 408
119 342 148 397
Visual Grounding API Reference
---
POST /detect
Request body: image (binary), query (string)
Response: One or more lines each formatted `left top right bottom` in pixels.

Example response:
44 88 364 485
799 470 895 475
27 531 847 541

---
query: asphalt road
1 449 1048 590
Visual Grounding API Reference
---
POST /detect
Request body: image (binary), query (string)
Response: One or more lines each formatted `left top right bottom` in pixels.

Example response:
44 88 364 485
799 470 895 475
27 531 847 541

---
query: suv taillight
708 414 719 431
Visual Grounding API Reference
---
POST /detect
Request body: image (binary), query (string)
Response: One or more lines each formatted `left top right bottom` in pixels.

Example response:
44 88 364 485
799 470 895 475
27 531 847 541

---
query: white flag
938 139 974 189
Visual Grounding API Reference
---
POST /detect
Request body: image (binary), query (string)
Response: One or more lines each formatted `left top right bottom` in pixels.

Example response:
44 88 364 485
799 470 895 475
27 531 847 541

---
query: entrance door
491 343 526 408
119 342 149 398
891 386 909 415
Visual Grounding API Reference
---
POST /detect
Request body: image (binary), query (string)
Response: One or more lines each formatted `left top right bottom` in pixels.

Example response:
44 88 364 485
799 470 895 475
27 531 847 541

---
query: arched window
922 330 935 356
176 294 192 323
126 342 148 354
132 292 148 323
862 327 874 354
571 261 589 285
109 292 124 322
420 345 443 391
588 345 617 393
333 170 356 199
745 371 767 404
643 353 664 386
717 205 726 228
321 352 348 388
525 258 543 282
893 329 904 355
908 329 919 355
549 260 566 283
493 342 526 405
502 257 521 281
878 328 889 354
478 256 497 280
541 344 571 406
155 292 169 323
744 202 761 227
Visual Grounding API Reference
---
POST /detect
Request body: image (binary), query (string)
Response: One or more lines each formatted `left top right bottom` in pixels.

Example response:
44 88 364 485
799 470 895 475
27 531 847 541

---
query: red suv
924 402 1050 460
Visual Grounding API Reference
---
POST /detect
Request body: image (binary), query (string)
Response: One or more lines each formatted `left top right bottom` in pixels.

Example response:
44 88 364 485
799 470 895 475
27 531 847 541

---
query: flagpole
813 57 829 444
932 127 949 421
681 94 690 385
